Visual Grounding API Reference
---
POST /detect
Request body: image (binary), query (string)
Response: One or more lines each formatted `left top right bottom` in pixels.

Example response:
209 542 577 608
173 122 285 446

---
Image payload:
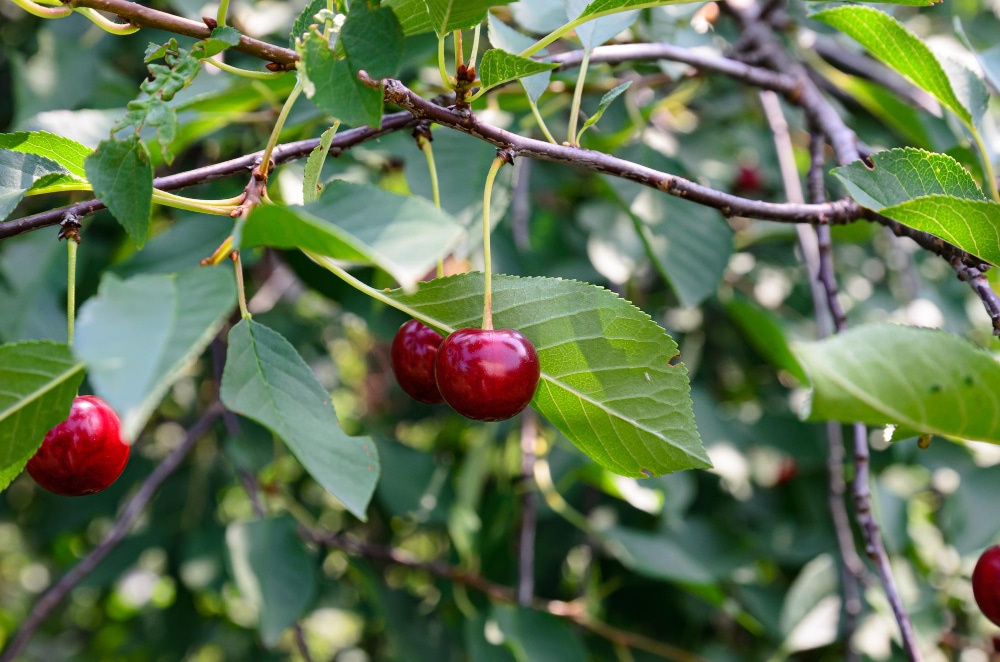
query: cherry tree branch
66 0 298 65
0 404 224 662
301 528 708 662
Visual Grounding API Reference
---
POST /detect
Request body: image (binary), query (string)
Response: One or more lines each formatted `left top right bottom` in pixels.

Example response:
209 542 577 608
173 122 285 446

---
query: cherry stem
66 239 77 345
258 80 303 178
482 155 506 330
454 30 464 70
418 135 444 277
216 0 230 27
233 251 251 319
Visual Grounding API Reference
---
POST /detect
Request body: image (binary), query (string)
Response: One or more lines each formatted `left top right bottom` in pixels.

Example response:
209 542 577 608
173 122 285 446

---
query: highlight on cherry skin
434 327 540 422
26 395 130 497
391 319 445 404
974 545 1000 627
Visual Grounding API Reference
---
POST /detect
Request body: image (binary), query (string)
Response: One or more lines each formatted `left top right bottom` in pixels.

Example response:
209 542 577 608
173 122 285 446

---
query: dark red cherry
974 545 1000 626
734 165 763 192
391 320 444 404
27 395 130 497
434 328 540 421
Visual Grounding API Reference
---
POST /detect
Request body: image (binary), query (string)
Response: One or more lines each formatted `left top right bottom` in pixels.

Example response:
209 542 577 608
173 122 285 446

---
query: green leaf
779 555 837 639
955 19 1000 93
0 341 86 492
298 32 383 128
74 268 236 441
190 26 242 60
384 0 434 36
576 0 697 21
0 150 74 221
568 0 639 49
486 14 552 102
477 49 558 94
385 274 710 477
794 324 1000 442
423 0 515 35
726 300 807 384
578 80 631 139
341 2 404 79
878 196 1000 265
242 180 465 290
0 232 66 343
812 6 972 126
0 131 91 178
491 605 587 662
600 526 714 584
290 0 328 46
832 147 986 210
83 137 153 248
225 517 317 647
302 124 339 204
220 319 380 519
939 56 989 129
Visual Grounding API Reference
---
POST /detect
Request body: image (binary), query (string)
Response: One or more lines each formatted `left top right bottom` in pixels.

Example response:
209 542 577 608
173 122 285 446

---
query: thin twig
0 404 224 662
518 410 539 606
301 528 707 662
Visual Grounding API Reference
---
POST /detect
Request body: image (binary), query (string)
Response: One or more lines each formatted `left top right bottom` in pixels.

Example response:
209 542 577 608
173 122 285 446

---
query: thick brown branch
68 0 298 65
0 404 224 662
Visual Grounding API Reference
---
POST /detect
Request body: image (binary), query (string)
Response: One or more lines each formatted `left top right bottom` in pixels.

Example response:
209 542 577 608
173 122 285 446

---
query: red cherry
734 166 763 192
26 395 130 497
974 545 1000 626
391 320 444 404
434 328 540 422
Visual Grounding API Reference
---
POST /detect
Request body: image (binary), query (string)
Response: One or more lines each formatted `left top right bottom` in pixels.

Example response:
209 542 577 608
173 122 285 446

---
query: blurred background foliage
2 0 1000 660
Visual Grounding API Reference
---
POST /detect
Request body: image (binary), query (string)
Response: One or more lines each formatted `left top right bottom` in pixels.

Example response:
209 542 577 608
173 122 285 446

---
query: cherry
974 545 1000 626
391 320 444 404
434 328 540 422
26 395 130 497
733 165 764 193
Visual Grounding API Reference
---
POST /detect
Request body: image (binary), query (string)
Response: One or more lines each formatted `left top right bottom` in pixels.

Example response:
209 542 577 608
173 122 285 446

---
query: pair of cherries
26 395 130 497
390 320 540 421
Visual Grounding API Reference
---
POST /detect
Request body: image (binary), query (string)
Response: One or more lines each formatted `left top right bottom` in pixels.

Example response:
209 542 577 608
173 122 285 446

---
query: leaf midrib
0 362 84 420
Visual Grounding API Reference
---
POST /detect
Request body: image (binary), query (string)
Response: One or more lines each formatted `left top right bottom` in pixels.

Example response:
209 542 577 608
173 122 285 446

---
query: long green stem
234 252 250 319
305 250 455 333
972 127 1000 202
482 155 505 330
437 34 452 90
216 0 230 27
533 453 590 532
66 239 77 344
75 7 139 34
258 81 304 176
205 59 285 80
468 24 482 69
8 0 71 18
454 29 464 70
419 137 445 277
152 190 240 215
519 2 675 59
567 49 591 146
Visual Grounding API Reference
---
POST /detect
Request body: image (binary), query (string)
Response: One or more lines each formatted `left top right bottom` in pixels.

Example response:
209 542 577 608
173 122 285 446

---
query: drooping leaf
0 150 75 221
0 232 65 343
384 274 710 477
567 0 639 50
341 2 404 79
939 56 989 129
578 80 632 139
225 517 318 647
242 180 465 290
477 49 558 94
812 6 972 126
221 319 380 519
83 137 153 248
955 19 1000 92
74 268 236 440
423 0 515 35
832 147 985 210
600 526 714 584
0 341 86 492
491 605 587 662
726 300 807 384
794 324 1000 442
302 124 339 203
298 31 383 128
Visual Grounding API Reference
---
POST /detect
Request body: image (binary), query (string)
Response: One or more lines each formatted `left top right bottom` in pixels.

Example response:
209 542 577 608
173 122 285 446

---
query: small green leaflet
302 124 339 203
477 49 559 95
226 517 318 646
83 137 153 248
0 341 86 492
242 180 465 290
578 80 631 141
74 268 236 441
190 26 242 60
221 319 380 519
832 148 1000 265
385 274 710 477
812 7 972 126
794 324 1000 442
